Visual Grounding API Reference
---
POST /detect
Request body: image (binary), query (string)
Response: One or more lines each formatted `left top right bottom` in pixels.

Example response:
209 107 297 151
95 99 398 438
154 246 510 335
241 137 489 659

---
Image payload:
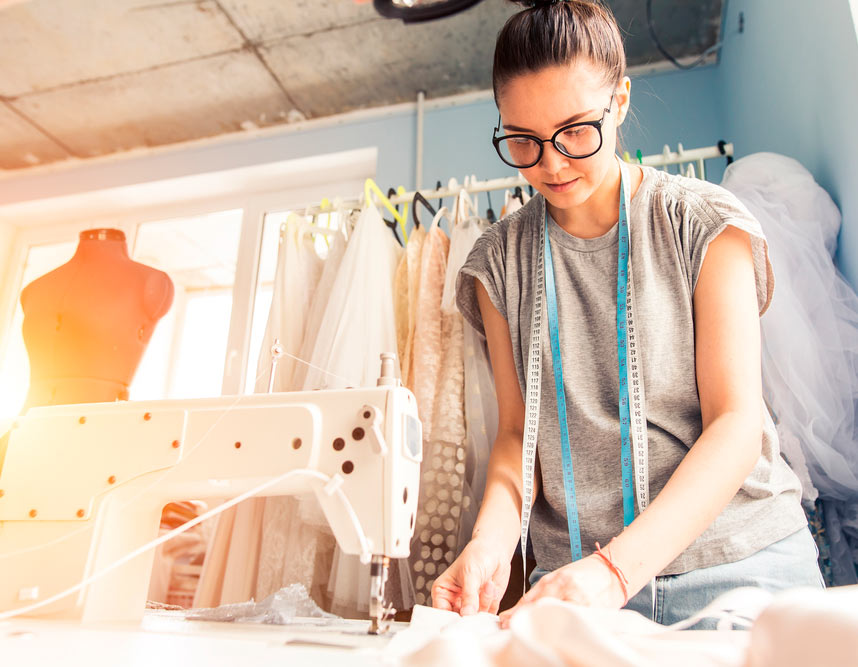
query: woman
433 0 822 627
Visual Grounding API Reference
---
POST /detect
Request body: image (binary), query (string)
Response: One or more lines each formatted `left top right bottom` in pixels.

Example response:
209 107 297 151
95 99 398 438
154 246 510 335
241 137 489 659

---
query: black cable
645 0 723 71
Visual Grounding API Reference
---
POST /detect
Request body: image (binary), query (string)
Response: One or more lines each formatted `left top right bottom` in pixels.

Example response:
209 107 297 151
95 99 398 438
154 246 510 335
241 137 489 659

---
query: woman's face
497 61 629 212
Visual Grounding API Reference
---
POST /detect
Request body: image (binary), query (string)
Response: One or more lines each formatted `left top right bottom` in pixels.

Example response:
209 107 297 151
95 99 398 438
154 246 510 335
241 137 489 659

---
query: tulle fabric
722 152 858 583
194 220 323 608
297 204 406 615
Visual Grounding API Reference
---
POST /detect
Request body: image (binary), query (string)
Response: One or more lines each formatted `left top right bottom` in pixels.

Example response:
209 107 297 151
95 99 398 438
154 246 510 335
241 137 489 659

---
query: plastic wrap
187 584 338 625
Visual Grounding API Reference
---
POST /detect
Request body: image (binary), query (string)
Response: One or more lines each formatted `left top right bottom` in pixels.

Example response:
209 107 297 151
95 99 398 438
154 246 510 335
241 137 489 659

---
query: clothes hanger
364 178 409 244
454 183 479 224
429 206 451 234
435 180 445 210
382 187 404 246
486 190 497 224
411 191 436 229
718 140 734 166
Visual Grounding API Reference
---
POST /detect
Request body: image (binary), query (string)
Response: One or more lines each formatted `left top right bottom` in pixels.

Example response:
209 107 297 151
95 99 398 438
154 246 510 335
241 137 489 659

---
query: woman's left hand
498 553 626 628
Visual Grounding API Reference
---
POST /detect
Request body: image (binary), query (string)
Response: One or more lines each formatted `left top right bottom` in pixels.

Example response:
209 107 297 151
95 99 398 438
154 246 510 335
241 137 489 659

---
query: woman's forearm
609 409 763 595
471 430 533 561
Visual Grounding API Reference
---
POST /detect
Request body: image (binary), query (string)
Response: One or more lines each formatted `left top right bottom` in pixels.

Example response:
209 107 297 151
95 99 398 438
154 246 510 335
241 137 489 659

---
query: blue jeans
529 527 824 629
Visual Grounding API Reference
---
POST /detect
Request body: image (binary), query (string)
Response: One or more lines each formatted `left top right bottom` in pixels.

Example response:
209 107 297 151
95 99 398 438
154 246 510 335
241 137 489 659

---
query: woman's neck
547 160 631 239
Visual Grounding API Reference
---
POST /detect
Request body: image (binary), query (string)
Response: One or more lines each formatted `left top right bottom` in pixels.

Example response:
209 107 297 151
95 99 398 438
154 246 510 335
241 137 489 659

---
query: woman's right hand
431 537 511 616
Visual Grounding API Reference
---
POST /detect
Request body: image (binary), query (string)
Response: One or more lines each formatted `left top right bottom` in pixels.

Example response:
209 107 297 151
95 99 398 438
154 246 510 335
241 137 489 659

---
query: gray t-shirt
455 166 807 575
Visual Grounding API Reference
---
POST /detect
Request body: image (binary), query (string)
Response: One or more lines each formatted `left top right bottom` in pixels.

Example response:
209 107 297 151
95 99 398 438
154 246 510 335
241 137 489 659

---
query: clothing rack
301 142 734 217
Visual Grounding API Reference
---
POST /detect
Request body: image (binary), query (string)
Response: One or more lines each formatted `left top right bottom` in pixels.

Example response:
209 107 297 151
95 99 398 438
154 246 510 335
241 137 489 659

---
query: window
0 148 375 419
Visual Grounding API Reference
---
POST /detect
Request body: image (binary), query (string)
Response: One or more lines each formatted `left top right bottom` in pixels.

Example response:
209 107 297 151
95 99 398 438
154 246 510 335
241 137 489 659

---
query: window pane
131 209 243 400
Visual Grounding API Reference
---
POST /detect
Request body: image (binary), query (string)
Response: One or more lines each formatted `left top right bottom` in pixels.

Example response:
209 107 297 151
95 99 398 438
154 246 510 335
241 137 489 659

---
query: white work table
0 611 405 666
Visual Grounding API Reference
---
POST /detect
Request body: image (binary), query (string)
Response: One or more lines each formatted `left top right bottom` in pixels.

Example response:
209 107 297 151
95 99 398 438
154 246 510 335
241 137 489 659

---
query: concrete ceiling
0 0 723 171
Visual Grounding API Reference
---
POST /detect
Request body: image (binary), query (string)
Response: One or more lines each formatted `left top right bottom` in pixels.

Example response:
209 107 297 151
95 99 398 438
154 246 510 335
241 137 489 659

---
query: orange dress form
20 228 174 411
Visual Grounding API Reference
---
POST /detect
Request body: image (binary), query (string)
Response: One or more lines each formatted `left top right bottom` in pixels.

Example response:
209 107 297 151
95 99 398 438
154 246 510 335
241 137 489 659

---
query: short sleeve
455 223 508 337
683 183 775 316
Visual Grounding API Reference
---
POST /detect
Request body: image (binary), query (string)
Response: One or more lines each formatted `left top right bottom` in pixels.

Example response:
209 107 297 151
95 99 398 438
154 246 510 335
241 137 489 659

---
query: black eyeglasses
492 94 615 169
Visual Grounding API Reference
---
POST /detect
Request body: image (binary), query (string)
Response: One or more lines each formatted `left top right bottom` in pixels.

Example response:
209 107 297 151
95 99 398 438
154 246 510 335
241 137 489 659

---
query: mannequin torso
20 229 174 411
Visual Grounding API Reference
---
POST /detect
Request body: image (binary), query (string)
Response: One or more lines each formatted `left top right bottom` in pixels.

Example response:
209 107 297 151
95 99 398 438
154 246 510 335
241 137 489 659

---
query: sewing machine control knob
358 405 388 456
377 352 400 387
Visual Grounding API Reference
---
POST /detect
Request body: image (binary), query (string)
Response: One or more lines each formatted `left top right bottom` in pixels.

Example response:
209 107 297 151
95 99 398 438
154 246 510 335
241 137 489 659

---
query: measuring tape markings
520 158 650 588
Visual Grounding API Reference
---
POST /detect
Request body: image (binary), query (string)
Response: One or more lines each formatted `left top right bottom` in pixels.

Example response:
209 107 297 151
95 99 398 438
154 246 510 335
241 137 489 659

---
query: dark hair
493 0 626 103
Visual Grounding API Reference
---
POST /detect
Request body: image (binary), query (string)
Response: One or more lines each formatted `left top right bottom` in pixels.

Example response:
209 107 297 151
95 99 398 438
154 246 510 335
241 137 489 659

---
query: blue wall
718 0 858 285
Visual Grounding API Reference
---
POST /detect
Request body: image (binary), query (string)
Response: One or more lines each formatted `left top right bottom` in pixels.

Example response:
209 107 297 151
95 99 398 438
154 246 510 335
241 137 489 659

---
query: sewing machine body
0 385 421 626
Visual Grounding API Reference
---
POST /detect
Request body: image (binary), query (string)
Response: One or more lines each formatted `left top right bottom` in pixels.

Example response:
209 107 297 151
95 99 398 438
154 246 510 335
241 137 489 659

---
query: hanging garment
194 219 323 608
253 226 349 605
411 216 451 443
500 188 530 218
294 203 405 616
408 211 452 605
722 152 858 585
437 195 492 551
450 214 497 546
300 204 402 391
395 225 427 388
290 228 348 390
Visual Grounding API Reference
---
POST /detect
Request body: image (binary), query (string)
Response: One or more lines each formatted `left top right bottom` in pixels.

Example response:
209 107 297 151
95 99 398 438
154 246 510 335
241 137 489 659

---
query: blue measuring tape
542 160 637 561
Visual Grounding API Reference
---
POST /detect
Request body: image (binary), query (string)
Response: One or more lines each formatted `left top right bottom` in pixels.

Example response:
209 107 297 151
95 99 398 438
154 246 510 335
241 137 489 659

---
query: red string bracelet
594 541 630 606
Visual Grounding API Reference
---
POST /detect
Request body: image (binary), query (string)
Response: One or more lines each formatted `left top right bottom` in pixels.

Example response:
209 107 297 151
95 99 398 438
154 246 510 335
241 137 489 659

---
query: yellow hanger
365 178 409 244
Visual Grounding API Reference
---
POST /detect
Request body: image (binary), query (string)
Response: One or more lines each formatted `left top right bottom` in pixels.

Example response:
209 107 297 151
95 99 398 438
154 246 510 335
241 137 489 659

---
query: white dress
253 225 349 604
194 218 323 607
299 204 405 615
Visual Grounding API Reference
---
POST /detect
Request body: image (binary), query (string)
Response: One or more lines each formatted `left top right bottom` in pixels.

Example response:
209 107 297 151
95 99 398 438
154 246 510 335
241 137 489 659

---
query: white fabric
301 204 402 391
441 211 497 548
255 219 324 393
195 219 322 608
298 204 404 615
502 188 530 217
745 585 858 666
390 592 771 667
721 153 858 503
290 228 348 390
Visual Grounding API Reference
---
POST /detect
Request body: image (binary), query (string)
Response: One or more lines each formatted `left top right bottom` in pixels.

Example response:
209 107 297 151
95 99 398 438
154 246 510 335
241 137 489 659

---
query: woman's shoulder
638 165 756 231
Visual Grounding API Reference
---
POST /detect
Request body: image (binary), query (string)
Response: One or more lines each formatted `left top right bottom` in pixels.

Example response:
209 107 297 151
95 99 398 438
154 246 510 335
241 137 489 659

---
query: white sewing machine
0 355 421 634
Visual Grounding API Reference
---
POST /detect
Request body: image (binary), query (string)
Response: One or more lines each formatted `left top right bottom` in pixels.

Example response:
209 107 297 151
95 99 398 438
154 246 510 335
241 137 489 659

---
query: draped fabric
194 219 323 608
723 153 858 585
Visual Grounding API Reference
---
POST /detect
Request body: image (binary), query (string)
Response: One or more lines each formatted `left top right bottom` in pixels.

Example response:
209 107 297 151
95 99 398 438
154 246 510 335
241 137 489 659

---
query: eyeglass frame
491 93 616 169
